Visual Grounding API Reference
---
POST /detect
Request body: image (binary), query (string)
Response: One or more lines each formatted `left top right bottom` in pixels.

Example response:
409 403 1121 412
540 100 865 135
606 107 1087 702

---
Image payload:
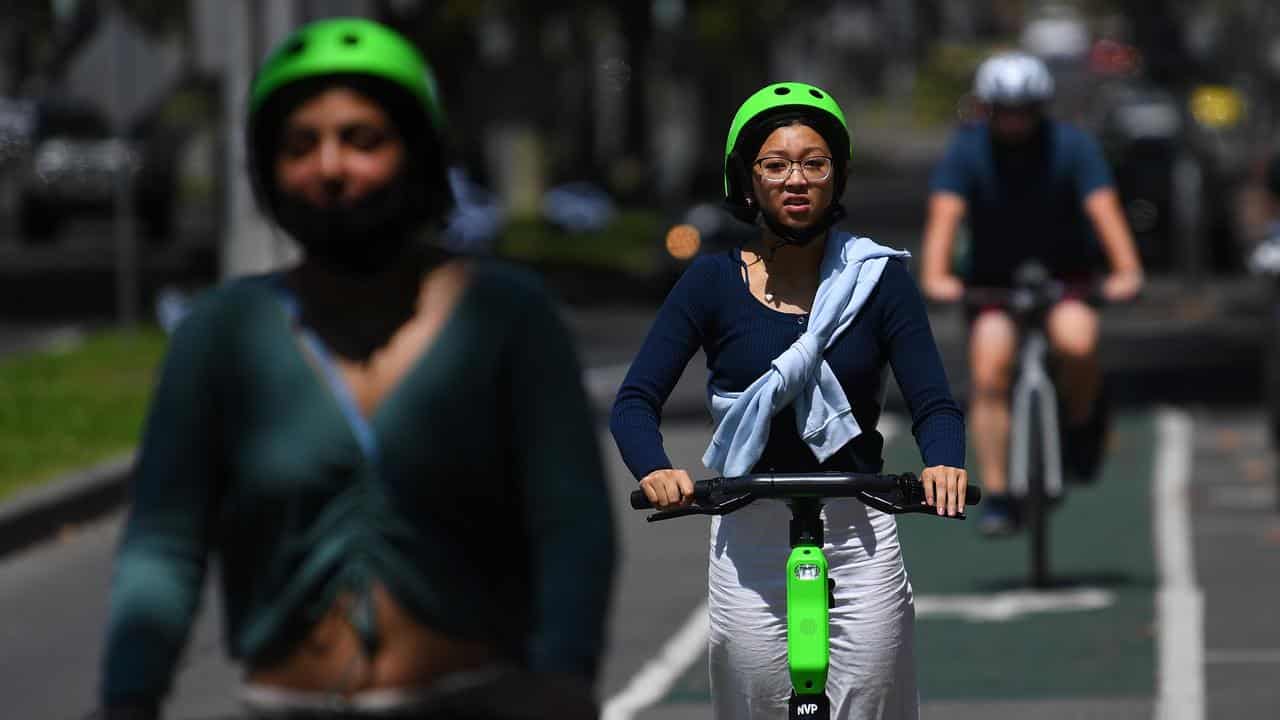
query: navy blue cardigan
610 250 965 480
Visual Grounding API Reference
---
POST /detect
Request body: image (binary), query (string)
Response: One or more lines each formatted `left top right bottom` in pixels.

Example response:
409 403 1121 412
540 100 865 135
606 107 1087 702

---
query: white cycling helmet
974 52 1054 105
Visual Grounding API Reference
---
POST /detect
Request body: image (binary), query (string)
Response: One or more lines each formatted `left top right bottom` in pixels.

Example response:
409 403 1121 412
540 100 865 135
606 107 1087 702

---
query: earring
745 196 754 207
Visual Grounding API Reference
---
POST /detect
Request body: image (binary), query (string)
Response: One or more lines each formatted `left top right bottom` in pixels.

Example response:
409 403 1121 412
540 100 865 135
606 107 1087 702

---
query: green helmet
247 18 452 221
250 17 445 132
723 82 851 216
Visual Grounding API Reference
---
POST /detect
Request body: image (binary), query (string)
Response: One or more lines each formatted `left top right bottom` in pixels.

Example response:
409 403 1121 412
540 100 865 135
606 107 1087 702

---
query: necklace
764 292 775 302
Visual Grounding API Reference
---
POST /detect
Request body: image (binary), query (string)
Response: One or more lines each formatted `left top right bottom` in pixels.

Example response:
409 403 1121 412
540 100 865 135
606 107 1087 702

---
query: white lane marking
1204 649 1280 664
601 415 908 718
914 588 1114 622
601 601 709 720
1154 408 1203 720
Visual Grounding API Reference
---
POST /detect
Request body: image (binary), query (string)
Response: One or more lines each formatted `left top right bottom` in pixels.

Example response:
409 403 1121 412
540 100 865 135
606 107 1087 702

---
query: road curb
0 452 134 559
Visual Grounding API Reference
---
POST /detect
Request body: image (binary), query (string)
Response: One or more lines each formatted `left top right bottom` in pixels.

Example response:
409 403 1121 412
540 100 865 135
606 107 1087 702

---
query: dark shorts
964 273 1098 327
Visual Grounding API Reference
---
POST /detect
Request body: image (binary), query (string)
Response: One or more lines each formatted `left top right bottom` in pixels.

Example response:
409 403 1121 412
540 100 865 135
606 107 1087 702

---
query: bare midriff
246 582 499 693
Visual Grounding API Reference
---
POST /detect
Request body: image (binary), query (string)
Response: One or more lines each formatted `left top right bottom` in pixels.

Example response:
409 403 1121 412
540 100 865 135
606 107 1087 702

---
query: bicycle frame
1008 328 1064 500
1008 324 1062 589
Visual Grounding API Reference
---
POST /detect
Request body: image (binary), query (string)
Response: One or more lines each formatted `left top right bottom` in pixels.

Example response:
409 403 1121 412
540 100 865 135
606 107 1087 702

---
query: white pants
708 498 918 720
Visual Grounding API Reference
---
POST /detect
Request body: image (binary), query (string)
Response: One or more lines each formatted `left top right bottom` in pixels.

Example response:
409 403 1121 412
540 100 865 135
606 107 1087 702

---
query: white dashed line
914 587 1114 622
1154 408 1204 720
601 600 710 720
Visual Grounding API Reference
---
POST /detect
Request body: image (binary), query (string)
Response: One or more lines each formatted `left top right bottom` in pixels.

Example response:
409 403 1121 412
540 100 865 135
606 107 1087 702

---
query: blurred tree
911 0 943 62
4 0 98 95
117 0 189 38
1118 0 1196 90
682 0 781 196
384 1 629 202
567 9 600 184
389 0 972 208
2 2 55 94
612 0 653 201
376 0 482 152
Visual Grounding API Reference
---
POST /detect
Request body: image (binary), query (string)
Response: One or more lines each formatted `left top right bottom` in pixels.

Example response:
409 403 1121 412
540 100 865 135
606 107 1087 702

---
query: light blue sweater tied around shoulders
702 232 911 477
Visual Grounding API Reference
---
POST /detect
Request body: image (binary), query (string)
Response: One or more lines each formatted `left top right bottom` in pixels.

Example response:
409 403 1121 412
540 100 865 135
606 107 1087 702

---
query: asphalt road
3 404 1278 719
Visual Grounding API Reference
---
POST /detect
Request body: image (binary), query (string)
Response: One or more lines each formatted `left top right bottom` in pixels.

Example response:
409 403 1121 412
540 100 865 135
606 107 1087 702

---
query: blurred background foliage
3 0 1280 280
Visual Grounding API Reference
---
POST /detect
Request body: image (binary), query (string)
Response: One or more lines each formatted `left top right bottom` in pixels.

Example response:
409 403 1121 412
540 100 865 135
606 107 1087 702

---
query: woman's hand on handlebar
1101 269 1143 303
921 465 969 517
639 468 695 510
921 273 965 303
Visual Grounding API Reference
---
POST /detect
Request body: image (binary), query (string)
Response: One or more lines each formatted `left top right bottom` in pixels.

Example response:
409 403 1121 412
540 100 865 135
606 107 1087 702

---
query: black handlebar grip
965 484 982 504
630 489 652 510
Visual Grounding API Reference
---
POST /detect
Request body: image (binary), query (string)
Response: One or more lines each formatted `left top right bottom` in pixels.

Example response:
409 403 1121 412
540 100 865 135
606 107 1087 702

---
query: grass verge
495 210 664 275
0 327 166 504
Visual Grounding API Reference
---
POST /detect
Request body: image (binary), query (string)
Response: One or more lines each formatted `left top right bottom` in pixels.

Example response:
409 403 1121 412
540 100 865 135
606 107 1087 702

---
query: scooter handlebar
629 472 982 511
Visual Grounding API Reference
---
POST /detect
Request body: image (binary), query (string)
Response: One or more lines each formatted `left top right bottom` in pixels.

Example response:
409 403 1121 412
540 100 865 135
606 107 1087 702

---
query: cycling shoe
977 494 1019 537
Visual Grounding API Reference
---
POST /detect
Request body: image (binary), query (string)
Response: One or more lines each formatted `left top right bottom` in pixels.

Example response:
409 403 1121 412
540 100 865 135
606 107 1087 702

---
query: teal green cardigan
101 261 616 706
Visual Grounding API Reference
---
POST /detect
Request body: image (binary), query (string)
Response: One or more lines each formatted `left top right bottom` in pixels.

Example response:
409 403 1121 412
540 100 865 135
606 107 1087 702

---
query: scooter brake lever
646 492 756 521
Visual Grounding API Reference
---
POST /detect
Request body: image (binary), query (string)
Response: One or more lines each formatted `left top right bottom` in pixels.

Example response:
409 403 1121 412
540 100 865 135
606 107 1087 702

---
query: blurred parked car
0 97 37 170
14 97 175 244
541 181 617 233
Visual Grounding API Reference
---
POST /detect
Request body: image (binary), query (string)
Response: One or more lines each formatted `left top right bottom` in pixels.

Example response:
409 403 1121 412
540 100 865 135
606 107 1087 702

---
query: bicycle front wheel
1026 392 1051 589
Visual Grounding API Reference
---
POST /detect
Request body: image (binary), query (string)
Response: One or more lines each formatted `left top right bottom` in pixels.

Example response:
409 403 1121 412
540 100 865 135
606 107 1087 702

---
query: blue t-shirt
610 251 965 481
930 119 1114 285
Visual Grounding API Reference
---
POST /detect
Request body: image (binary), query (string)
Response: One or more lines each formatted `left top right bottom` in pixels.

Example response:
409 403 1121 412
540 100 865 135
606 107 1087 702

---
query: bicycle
966 262 1094 588
630 471 981 720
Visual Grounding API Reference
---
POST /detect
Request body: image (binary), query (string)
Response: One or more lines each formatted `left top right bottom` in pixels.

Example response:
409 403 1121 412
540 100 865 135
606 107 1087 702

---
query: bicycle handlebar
962 282 1106 312
629 472 982 521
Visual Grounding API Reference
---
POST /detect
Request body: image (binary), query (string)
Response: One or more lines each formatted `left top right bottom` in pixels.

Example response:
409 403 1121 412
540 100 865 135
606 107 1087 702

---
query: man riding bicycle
919 51 1144 535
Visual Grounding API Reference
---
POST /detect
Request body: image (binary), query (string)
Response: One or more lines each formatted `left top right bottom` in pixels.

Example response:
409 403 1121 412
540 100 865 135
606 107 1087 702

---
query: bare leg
968 311 1018 494
1046 300 1101 424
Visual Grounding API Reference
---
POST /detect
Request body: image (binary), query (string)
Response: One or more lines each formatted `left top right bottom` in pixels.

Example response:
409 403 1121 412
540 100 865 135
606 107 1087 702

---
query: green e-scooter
631 472 980 719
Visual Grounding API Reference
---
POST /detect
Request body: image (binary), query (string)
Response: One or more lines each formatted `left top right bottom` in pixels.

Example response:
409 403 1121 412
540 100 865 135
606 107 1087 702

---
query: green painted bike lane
896 412 1157 701
658 412 1156 706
